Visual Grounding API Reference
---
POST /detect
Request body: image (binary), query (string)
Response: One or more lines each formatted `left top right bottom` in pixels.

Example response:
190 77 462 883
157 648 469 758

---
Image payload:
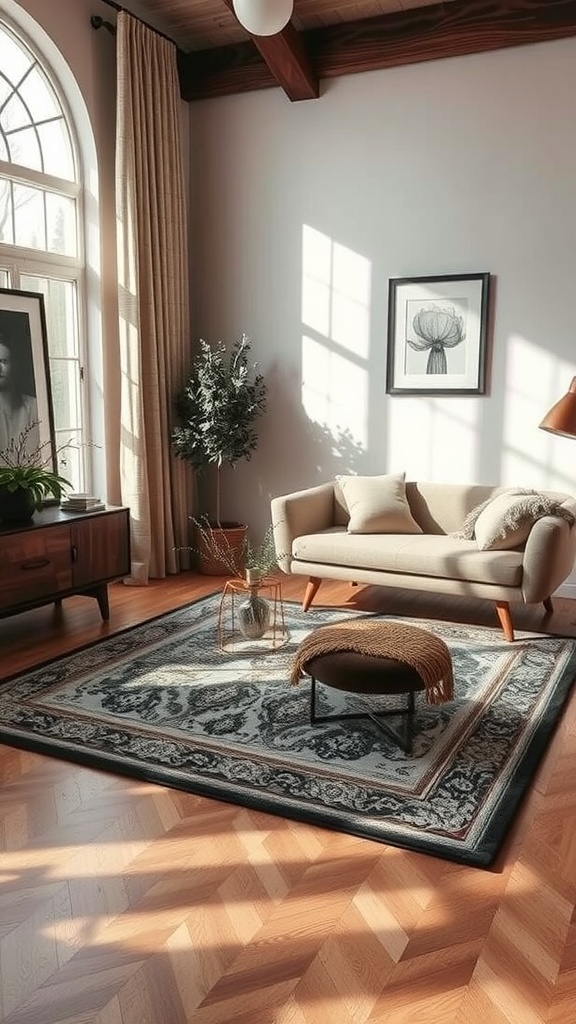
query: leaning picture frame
386 273 491 395
0 287 56 473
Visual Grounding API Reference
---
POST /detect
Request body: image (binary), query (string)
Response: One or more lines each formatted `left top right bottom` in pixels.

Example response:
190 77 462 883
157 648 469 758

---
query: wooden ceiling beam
249 22 319 101
178 0 576 102
217 0 318 101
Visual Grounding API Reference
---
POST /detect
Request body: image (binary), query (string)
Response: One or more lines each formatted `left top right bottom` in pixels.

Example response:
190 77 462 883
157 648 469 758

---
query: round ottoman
291 619 454 755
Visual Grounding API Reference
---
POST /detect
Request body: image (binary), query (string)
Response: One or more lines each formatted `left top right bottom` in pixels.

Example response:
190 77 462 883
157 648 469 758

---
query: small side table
218 576 288 652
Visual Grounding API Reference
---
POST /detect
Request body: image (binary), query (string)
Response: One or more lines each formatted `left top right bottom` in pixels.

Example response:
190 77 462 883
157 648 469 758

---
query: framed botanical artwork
386 273 491 395
0 287 55 466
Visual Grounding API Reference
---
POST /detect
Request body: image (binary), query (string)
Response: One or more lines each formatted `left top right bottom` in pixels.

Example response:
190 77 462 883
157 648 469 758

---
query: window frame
0 16 90 490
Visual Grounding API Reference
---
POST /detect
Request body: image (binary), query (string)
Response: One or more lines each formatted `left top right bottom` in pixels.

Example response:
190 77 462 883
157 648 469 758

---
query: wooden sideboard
0 505 131 621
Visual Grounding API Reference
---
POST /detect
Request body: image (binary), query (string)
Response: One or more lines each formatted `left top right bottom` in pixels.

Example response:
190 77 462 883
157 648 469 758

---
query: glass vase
237 586 271 639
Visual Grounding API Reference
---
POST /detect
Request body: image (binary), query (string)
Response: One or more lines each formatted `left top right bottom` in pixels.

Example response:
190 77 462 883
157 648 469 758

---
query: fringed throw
451 488 575 541
291 619 454 705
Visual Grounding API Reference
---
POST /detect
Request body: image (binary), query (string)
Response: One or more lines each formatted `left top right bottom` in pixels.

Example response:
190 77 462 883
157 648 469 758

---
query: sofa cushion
291 529 523 588
473 491 576 551
336 473 423 535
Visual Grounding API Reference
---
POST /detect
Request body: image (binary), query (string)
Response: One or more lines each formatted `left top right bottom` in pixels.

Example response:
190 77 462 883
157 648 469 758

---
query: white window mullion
0 160 79 198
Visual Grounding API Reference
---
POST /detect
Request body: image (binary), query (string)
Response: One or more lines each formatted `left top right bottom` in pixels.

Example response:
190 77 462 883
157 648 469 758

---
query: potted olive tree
171 333 267 575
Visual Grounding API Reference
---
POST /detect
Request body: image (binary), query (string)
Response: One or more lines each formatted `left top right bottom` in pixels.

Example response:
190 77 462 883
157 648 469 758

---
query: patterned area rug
1 595 575 867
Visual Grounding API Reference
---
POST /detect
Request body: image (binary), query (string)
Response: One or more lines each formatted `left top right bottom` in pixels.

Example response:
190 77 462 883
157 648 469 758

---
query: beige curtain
115 11 191 582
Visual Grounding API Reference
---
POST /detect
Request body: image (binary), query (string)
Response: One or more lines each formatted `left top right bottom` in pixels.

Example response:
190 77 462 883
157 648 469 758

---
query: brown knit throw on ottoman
291 619 454 705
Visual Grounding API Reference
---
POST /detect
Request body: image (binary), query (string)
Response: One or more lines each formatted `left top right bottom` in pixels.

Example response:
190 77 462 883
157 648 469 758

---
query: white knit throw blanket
451 488 575 541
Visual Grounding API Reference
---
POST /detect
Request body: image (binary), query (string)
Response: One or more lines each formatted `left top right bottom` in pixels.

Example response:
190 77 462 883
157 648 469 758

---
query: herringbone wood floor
1 576 575 1024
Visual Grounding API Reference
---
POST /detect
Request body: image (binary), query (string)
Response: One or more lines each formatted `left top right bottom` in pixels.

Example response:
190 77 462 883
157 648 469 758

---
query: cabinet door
71 511 130 588
0 525 72 610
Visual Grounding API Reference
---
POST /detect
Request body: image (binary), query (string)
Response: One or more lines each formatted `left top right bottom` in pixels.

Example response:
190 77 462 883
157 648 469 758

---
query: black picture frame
0 287 56 472
386 273 491 395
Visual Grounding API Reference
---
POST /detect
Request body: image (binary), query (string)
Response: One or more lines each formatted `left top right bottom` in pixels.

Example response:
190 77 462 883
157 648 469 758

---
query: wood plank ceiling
122 0 576 101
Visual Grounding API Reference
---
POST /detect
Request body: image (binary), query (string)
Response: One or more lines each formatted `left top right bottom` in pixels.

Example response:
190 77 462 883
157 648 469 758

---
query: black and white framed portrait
386 273 491 395
0 287 55 463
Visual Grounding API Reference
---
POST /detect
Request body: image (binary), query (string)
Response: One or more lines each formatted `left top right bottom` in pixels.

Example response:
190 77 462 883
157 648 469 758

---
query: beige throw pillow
336 473 422 535
473 491 575 550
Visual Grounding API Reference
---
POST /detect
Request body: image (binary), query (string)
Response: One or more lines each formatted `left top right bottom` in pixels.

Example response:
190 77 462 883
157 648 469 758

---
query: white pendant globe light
232 0 294 36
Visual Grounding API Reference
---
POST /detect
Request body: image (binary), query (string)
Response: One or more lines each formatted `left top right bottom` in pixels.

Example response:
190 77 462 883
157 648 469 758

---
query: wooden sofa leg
495 601 515 642
303 577 322 612
543 596 553 614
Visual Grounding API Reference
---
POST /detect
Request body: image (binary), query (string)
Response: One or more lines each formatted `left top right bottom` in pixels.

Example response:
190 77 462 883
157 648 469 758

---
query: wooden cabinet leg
495 600 514 641
95 584 110 621
303 577 322 612
543 596 553 614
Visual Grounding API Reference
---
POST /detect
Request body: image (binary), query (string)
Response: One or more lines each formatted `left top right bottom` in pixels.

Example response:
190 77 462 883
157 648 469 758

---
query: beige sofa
271 478 576 641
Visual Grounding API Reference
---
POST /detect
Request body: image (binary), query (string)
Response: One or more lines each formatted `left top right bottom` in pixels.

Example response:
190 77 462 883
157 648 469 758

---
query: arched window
0 17 87 488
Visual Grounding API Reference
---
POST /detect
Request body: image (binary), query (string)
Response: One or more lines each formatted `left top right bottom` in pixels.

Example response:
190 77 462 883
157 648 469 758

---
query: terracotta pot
194 522 248 576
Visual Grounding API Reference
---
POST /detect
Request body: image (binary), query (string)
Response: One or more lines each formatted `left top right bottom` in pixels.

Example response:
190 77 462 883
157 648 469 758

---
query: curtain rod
91 0 184 51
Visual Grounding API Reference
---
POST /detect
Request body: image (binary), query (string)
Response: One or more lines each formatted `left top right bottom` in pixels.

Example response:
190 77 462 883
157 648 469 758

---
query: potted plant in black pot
0 424 71 523
171 333 267 575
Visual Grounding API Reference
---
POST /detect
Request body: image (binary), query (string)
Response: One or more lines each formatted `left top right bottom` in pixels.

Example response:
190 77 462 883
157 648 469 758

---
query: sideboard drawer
0 506 130 622
0 526 73 608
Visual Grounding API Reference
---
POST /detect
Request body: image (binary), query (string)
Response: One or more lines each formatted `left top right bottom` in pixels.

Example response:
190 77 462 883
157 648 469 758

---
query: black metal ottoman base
302 649 426 755
310 675 416 753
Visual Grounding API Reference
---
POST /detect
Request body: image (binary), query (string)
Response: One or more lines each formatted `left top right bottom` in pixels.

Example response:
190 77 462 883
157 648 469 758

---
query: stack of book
61 492 106 513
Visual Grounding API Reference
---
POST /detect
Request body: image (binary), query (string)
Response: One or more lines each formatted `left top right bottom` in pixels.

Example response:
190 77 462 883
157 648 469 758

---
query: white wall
3 5 575 589
189 38 576 592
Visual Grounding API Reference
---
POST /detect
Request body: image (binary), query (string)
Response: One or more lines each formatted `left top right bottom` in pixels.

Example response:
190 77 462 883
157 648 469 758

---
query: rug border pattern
1 595 574 868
